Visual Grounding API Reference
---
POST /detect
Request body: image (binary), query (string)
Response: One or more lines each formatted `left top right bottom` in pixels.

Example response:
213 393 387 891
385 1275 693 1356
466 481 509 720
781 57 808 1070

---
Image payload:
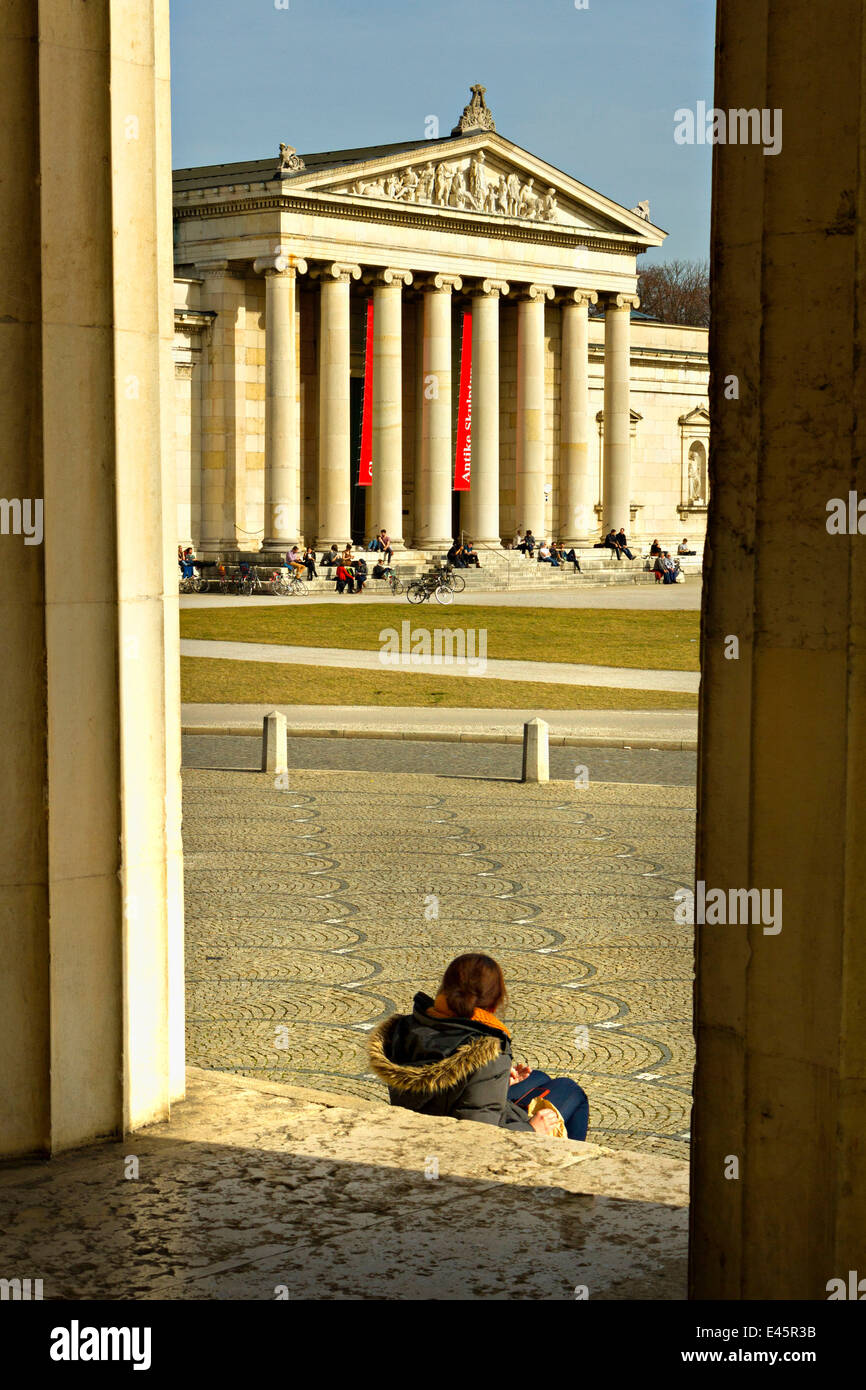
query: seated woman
368 953 589 1142
650 538 662 557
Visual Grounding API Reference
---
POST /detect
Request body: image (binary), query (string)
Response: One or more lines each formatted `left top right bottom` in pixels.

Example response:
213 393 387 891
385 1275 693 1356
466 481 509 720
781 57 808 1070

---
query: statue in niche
688 444 706 504
506 171 521 216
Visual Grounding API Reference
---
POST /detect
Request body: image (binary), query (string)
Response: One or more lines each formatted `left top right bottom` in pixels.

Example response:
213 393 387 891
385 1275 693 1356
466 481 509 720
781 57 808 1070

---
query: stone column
198 259 249 551
467 279 509 546
197 261 229 549
417 274 462 549
371 268 412 548
1 0 183 1156
254 253 307 549
601 293 639 535
315 263 361 545
559 289 598 544
691 0 866 1300
516 284 554 539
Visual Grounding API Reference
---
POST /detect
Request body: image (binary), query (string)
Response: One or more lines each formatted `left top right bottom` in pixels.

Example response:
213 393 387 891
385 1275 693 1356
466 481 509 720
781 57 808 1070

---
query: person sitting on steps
368 953 590 1142
615 528 635 560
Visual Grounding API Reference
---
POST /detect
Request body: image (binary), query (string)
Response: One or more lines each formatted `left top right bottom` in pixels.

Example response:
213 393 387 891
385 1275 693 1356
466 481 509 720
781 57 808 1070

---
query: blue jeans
508 1069 589 1141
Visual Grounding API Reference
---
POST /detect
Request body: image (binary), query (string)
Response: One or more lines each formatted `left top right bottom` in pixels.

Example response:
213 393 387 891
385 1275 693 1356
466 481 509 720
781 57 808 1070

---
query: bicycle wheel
192 575 207 593
273 576 291 596
406 581 426 603
389 577 404 595
447 572 466 593
290 577 308 595
434 584 453 605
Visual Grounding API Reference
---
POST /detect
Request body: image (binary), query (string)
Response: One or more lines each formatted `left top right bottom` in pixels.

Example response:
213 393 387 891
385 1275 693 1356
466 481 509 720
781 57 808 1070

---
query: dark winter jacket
368 992 534 1131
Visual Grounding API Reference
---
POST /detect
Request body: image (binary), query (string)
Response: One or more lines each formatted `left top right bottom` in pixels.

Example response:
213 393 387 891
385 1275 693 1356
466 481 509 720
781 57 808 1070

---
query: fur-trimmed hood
368 1007 506 1098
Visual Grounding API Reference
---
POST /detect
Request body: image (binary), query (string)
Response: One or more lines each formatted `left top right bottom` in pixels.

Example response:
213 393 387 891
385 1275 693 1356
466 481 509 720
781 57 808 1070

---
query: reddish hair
439 953 507 1017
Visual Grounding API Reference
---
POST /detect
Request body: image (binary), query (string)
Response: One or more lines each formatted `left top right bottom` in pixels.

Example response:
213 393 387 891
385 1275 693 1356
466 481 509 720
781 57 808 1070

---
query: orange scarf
428 991 510 1037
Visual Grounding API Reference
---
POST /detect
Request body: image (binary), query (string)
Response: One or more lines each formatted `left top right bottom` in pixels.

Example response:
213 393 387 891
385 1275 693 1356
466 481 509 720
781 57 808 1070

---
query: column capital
310 262 362 283
604 292 640 310
557 288 598 309
514 283 555 302
364 267 413 288
467 278 510 298
253 252 308 278
417 273 463 293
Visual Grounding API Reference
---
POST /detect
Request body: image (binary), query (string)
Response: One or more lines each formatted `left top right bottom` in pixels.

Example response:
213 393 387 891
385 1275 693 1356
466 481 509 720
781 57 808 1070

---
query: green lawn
181 658 698 710
180 603 700 671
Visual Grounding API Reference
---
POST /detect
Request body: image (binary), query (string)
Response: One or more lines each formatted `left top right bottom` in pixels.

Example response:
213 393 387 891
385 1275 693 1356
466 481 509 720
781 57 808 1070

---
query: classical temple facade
172 87 709 556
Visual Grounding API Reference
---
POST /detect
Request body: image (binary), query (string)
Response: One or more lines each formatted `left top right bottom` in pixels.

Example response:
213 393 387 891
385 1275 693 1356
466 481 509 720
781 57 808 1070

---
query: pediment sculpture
345 152 559 223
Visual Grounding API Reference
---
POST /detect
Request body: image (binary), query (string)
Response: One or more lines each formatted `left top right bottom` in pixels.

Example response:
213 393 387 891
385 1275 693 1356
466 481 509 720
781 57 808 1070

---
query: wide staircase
210 542 703 594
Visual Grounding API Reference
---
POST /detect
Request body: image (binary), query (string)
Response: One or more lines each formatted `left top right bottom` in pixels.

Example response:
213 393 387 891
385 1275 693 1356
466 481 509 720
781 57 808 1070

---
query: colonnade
241 255 639 551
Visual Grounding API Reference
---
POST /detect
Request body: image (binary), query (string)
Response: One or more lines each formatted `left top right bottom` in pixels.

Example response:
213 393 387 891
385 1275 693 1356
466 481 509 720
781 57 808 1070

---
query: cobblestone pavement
184 768 695 1159
183 734 696 786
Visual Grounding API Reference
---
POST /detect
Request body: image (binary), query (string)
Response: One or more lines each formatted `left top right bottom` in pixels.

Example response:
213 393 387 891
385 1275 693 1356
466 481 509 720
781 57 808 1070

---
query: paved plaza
184 765 695 1160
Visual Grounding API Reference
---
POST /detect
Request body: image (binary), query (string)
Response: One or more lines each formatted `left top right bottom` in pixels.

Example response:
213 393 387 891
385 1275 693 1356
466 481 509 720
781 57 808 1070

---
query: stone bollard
261 709 288 775
521 716 549 783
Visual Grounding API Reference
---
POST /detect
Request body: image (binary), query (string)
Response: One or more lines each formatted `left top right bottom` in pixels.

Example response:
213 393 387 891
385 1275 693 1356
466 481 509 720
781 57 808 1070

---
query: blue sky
170 0 715 263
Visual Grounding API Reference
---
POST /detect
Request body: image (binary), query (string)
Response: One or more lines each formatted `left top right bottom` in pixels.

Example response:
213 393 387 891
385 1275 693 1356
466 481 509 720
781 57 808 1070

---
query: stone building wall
174 276 709 551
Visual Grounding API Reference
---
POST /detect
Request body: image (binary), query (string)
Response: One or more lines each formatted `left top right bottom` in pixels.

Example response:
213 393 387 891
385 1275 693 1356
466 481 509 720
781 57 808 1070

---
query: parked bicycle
273 572 308 596
436 563 466 594
406 572 453 605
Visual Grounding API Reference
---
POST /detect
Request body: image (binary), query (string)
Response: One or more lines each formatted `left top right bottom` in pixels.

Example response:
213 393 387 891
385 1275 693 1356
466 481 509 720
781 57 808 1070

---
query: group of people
596 528 636 560
446 538 481 568
512 530 582 571
649 538 691 584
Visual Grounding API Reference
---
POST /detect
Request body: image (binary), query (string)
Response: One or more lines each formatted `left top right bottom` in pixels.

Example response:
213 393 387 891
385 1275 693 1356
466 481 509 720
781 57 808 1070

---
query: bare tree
636 258 710 327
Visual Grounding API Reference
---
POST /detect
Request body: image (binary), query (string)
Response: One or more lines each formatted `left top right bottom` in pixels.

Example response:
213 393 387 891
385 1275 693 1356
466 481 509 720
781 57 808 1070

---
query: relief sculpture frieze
343 152 560 224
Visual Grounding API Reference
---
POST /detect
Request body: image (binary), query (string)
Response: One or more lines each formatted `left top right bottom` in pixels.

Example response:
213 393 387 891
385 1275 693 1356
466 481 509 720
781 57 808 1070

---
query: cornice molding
173 192 643 258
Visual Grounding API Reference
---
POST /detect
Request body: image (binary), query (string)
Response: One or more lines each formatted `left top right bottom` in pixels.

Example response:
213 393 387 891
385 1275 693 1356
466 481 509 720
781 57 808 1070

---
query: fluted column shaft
602 293 639 534
255 254 306 548
516 285 554 539
372 269 412 547
417 275 461 548
467 280 508 545
316 263 360 545
559 289 598 544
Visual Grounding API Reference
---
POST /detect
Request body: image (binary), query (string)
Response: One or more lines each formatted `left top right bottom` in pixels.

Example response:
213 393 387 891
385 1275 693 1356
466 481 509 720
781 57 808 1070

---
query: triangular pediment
678 404 710 426
285 131 664 244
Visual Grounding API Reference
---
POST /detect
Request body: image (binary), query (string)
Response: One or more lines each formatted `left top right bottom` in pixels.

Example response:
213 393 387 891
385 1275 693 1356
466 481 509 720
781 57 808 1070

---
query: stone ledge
181 724 698 751
0 1064 689 1299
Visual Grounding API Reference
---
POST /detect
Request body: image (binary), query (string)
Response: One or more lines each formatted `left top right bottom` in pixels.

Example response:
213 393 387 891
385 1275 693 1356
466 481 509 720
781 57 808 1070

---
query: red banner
454 310 472 491
359 298 374 486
